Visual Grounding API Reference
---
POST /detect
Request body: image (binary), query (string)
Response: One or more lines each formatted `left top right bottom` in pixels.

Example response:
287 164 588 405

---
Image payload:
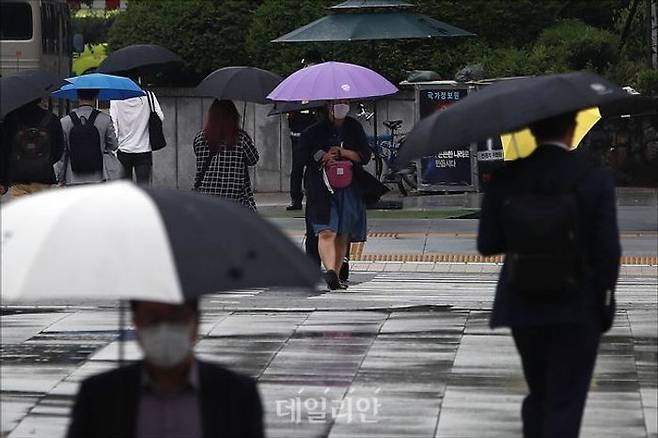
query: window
0 2 33 40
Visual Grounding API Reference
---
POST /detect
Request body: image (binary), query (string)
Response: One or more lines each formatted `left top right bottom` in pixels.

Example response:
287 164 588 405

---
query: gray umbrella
98 44 183 74
272 11 474 42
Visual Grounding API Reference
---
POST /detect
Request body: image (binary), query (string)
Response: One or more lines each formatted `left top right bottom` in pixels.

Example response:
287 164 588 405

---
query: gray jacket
56 106 119 185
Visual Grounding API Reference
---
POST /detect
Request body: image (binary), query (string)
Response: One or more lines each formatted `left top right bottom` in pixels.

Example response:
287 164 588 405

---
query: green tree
108 0 260 83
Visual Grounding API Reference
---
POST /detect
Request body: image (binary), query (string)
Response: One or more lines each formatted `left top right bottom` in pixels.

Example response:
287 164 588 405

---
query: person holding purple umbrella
300 99 372 290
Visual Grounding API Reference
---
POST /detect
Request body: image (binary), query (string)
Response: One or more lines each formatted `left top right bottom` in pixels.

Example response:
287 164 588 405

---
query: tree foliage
107 0 654 92
108 0 260 83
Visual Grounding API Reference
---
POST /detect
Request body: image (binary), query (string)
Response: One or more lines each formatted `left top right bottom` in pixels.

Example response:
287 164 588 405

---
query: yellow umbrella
501 107 601 161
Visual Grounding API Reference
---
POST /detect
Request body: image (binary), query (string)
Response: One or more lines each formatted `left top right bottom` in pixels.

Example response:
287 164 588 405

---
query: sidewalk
2 270 656 438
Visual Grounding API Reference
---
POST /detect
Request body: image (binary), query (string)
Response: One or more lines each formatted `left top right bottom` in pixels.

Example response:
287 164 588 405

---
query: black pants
117 151 152 186
290 139 306 204
512 324 600 438
304 207 320 266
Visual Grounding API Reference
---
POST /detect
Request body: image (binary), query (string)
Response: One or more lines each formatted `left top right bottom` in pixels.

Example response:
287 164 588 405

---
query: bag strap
146 91 155 113
70 112 81 126
87 109 100 125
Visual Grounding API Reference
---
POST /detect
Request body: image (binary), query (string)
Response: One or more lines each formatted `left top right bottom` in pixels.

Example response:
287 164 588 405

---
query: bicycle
356 103 417 196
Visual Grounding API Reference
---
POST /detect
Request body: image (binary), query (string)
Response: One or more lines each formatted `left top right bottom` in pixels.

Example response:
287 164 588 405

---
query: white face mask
332 103 350 119
137 322 195 368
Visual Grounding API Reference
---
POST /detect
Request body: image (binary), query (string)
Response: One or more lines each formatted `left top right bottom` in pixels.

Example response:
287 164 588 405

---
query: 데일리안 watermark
275 387 382 424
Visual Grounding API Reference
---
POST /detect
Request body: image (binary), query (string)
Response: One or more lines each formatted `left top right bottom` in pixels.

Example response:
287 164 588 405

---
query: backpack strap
70 112 81 126
87 109 100 125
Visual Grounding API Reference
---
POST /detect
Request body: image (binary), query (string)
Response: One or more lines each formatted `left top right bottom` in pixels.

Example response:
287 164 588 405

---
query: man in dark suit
478 111 621 438
67 300 264 438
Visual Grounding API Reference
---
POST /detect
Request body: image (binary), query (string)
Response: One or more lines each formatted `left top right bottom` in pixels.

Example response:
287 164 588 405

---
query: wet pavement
2 270 656 438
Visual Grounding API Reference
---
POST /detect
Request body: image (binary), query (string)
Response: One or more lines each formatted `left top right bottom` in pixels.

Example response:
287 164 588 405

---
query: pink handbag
326 159 353 189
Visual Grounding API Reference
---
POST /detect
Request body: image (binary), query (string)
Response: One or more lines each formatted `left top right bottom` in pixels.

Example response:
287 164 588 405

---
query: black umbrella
0 74 52 120
2 182 320 303
15 69 64 92
98 44 183 74
268 100 325 116
398 72 629 163
196 67 282 104
600 95 657 118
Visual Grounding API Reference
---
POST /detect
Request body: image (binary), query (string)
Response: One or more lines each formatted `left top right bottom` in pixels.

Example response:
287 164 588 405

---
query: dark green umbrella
330 0 414 9
272 11 474 42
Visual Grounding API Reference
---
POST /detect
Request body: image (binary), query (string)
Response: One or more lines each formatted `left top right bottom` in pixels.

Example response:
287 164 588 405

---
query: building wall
151 88 415 192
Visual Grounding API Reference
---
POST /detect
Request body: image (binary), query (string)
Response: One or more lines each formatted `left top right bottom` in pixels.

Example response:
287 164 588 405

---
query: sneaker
286 203 302 211
338 281 348 290
324 270 341 290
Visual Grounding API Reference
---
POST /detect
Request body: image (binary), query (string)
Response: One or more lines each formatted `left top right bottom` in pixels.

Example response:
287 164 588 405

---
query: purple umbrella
267 61 398 102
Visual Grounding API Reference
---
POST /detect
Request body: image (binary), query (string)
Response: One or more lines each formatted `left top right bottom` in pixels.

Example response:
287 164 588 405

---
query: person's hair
77 89 99 101
129 299 200 316
204 99 240 151
528 111 577 141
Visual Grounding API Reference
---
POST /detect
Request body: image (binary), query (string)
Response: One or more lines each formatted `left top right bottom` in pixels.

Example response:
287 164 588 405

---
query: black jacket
477 144 621 332
1 103 64 185
300 116 372 225
66 360 264 438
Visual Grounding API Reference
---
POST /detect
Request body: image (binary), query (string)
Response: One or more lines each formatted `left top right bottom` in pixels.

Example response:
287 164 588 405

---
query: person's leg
133 162 152 186
318 230 337 272
513 327 549 438
334 235 350 274
542 324 600 438
339 243 350 282
288 142 304 209
305 212 321 266
117 151 134 181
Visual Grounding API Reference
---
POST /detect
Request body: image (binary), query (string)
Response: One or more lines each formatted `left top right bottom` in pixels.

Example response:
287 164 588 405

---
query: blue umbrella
52 73 145 101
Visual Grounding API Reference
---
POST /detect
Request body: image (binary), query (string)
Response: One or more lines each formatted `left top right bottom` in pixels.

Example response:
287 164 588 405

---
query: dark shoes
325 270 348 290
286 202 303 211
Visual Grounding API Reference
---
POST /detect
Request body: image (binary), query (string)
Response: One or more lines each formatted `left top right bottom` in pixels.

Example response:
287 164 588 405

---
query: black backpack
502 168 591 299
10 113 53 182
69 110 103 173
146 91 166 151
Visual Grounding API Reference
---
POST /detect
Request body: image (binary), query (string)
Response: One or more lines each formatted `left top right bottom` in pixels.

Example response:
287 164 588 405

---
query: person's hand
321 149 338 164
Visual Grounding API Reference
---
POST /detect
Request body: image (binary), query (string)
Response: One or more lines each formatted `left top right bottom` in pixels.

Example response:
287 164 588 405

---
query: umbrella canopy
398 72 628 163
97 44 183 74
267 61 397 102
52 73 145 101
1 182 320 304
501 107 602 160
268 100 325 116
272 11 474 42
14 69 63 92
0 74 52 119
196 67 282 104
330 0 414 9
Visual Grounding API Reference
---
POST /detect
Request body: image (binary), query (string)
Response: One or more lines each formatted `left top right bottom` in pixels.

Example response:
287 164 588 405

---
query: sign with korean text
418 88 471 186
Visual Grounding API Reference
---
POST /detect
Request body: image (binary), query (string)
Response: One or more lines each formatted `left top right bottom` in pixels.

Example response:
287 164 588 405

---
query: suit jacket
66 360 264 438
56 105 119 185
477 144 621 331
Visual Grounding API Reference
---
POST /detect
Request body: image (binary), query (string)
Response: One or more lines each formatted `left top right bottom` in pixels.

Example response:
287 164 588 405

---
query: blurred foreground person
193 99 259 211
67 300 264 438
478 111 621 438
1 99 64 197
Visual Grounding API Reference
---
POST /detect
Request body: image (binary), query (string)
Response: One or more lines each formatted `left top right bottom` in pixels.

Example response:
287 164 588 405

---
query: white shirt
110 92 164 154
